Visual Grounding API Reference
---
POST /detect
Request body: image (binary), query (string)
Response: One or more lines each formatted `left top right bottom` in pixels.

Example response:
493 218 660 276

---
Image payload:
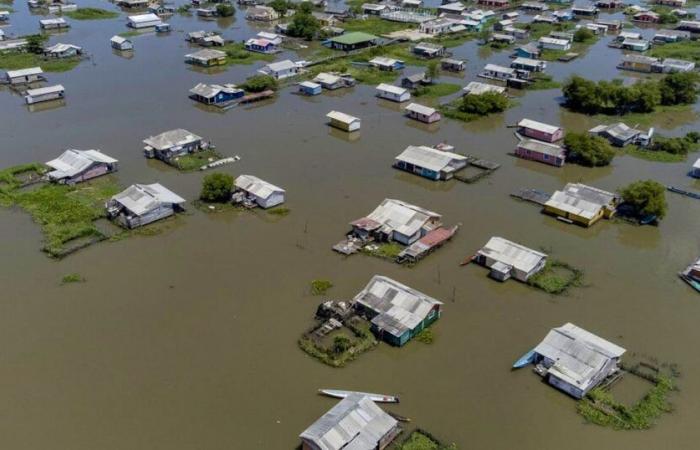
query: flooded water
1 1 700 449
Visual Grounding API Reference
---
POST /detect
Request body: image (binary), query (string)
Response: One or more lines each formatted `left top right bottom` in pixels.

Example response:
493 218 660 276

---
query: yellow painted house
543 183 618 227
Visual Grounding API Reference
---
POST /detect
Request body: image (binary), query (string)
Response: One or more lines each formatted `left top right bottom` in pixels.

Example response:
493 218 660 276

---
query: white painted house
233 174 286 209
475 237 547 282
127 13 162 29
375 83 411 102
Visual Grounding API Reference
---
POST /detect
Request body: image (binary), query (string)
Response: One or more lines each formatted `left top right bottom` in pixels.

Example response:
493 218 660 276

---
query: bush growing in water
647 133 699 155
619 180 668 220
240 74 278 93
564 132 616 167
332 335 352 354
216 3 235 17
573 27 594 42
459 91 509 116
287 3 320 40
200 172 234 203
310 279 333 295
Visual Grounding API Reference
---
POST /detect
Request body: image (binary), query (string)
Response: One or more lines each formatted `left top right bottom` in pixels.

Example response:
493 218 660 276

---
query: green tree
287 3 320 40
658 71 699 106
268 0 291 13
619 180 668 220
26 34 46 54
216 3 235 17
459 91 508 115
573 28 594 43
332 335 352 354
241 74 278 92
564 133 616 167
426 60 439 80
200 173 234 203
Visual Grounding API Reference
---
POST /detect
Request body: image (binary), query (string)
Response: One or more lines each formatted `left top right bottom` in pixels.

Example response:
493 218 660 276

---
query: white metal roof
478 237 547 275
6 67 43 78
46 149 116 178
111 35 130 44
326 110 360 124
354 275 443 337
45 43 81 53
128 13 162 23
40 18 68 25
375 83 408 95
266 59 297 72
235 174 285 200
483 63 515 74
299 81 321 89
186 49 226 60
369 57 401 67
512 57 543 67
539 36 569 45
463 81 506 95
363 198 440 239
395 145 467 173
314 72 341 84
190 83 241 98
404 103 437 116
26 84 65 97
143 129 202 151
111 183 185 216
517 118 561 135
299 393 397 450
517 139 565 157
544 183 616 220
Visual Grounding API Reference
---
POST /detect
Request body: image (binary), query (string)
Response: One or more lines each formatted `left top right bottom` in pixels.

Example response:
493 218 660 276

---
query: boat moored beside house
45 149 118 184
107 183 186 229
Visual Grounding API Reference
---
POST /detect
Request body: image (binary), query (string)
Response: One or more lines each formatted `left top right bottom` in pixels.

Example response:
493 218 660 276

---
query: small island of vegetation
64 7 119 20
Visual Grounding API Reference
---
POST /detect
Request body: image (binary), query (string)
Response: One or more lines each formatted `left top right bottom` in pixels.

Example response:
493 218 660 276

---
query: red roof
416 226 456 247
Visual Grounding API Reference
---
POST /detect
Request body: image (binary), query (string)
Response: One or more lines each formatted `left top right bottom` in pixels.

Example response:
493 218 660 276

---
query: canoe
318 389 400 403
679 272 700 293
512 349 536 369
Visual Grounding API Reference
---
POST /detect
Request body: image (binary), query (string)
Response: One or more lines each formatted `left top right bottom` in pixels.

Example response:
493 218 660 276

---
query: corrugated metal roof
405 103 437 116
463 81 506 95
517 139 565 157
189 83 242 98
143 129 202 151
354 275 443 337
6 67 43 78
363 198 440 239
395 145 467 173
111 183 185 216
376 83 408 95
477 237 547 274
299 394 397 450
544 183 616 220
235 174 285 200
327 110 360 124
517 118 560 135
46 149 116 178
186 49 226 60
26 84 65 97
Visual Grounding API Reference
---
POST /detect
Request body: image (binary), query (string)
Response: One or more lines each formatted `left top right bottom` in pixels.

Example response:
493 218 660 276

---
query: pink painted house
517 118 564 143
515 139 566 167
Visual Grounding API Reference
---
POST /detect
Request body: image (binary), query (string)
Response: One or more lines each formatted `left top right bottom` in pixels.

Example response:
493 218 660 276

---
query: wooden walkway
510 188 551 205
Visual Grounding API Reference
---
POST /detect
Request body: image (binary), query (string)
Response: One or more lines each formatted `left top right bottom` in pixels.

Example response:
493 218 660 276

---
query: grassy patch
298 317 378 368
414 83 461 98
172 149 221 172
362 242 403 261
64 7 119 20
267 206 290 217
0 165 122 257
526 73 561 90
395 430 457 450
118 30 141 38
439 97 513 123
527 260 583 295
590 104 696 129
221 42 275 65
61 273 85 284
310 279 333 296
414 328 434 344
0 51 81 72
428 31 478 48
342 17 414 35
649 40 700 63
620 146 687 163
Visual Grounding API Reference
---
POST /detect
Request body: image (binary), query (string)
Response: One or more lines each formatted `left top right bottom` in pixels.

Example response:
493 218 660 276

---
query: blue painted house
299 81 322 96
244 38 278 54
514 43 541 59
353 275 443 347
189 83 244 106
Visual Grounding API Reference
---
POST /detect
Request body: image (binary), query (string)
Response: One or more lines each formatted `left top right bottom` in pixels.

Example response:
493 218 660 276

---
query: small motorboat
512 349 536 369
318 389 399 403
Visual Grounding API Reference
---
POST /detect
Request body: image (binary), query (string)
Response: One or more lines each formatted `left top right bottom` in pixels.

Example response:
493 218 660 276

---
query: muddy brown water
1 1 700 449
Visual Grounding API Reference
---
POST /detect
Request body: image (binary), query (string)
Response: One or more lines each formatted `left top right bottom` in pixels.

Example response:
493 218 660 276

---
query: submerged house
327 32 378 51
394 145 467 180
463 81 507 96
189 83 244 105
299 81 322 96
107 183 186 229
232 174 285 209
404 103 441 124
143 128 205 161
43 43 82 58
353 275 443 347
259 60 300 79
543 183 618 227
5 67 45 85
25 84 65 105
376 84 411 103
691 158 700 178
184 49 227 66
517 119 563 143
299 393 400 450
589 122 649 147
617 54 660 73
441 58 465 72
45 149 118 184
350 199 441 245
526 323 626 399
511 57 546 73
127 13 163 28
111 35 134 51
412 42 446 58
326 111 361 132
313 72 356 90
538 36 571 50
369 57 405 71
515 139 566 167
479 64 516 81
245 5 279 21
39 18 70 30
475 237 547 282
244 38 278 54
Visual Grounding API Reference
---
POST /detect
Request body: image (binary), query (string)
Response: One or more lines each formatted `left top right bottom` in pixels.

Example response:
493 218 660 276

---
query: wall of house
123 205 175 229
548 375 585 399
258 192 285 209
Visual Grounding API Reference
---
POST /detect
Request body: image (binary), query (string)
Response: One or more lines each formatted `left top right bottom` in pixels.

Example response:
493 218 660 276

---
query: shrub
573 27 594 42
200 173 234 203
310 279 333 296
287 3 320 40
564 132 616 167
216 3 235 17
459 91 509 115
332 335 352 354
619 180 668 220
240 74 278 93
61 273 84 284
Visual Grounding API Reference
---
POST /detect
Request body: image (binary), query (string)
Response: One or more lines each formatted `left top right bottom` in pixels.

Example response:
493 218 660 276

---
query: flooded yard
1 0 700 449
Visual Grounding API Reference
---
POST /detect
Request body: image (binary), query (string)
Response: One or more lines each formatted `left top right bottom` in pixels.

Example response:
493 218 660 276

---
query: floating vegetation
310 279 333 296
526 73 561 91
221 42 275 65
0 51 82 72
298 316 378 368
395 429 458 450
173 149 222 172
267 206 290 217
414 328 434 344
118 30 141 38
64 7 119 20
61 273 85 284
577 356 679 430
413 83 461 98
527 260 583 295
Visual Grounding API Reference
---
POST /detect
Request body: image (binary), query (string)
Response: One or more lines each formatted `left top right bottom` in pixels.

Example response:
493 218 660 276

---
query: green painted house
353 275 443 347
326 32 379 51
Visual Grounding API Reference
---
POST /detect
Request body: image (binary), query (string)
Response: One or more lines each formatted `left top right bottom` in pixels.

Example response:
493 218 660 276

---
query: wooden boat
318 389 400 403
679 271 700 293
668 186 700 200
512 349 536 369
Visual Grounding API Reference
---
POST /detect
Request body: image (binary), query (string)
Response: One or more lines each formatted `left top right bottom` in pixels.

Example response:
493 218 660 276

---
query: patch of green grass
590 104 696 129
172 149 221 172
577 376 675 430
61 273 85 284
526 73 561 90
342 17 415 35
118 30 140 38
64 7 119 20
0 51 81 72
220 42 275 65
0 167 122 257
428 32 478 48
620 146 687 163
527 260 583 295
362 242 403 261
439 97 514 123
414 328 434 344
299 317 378 368
310 279 333 296
395 430 457 450
414 83 461 98
267 206 290 217
649 40 700 63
